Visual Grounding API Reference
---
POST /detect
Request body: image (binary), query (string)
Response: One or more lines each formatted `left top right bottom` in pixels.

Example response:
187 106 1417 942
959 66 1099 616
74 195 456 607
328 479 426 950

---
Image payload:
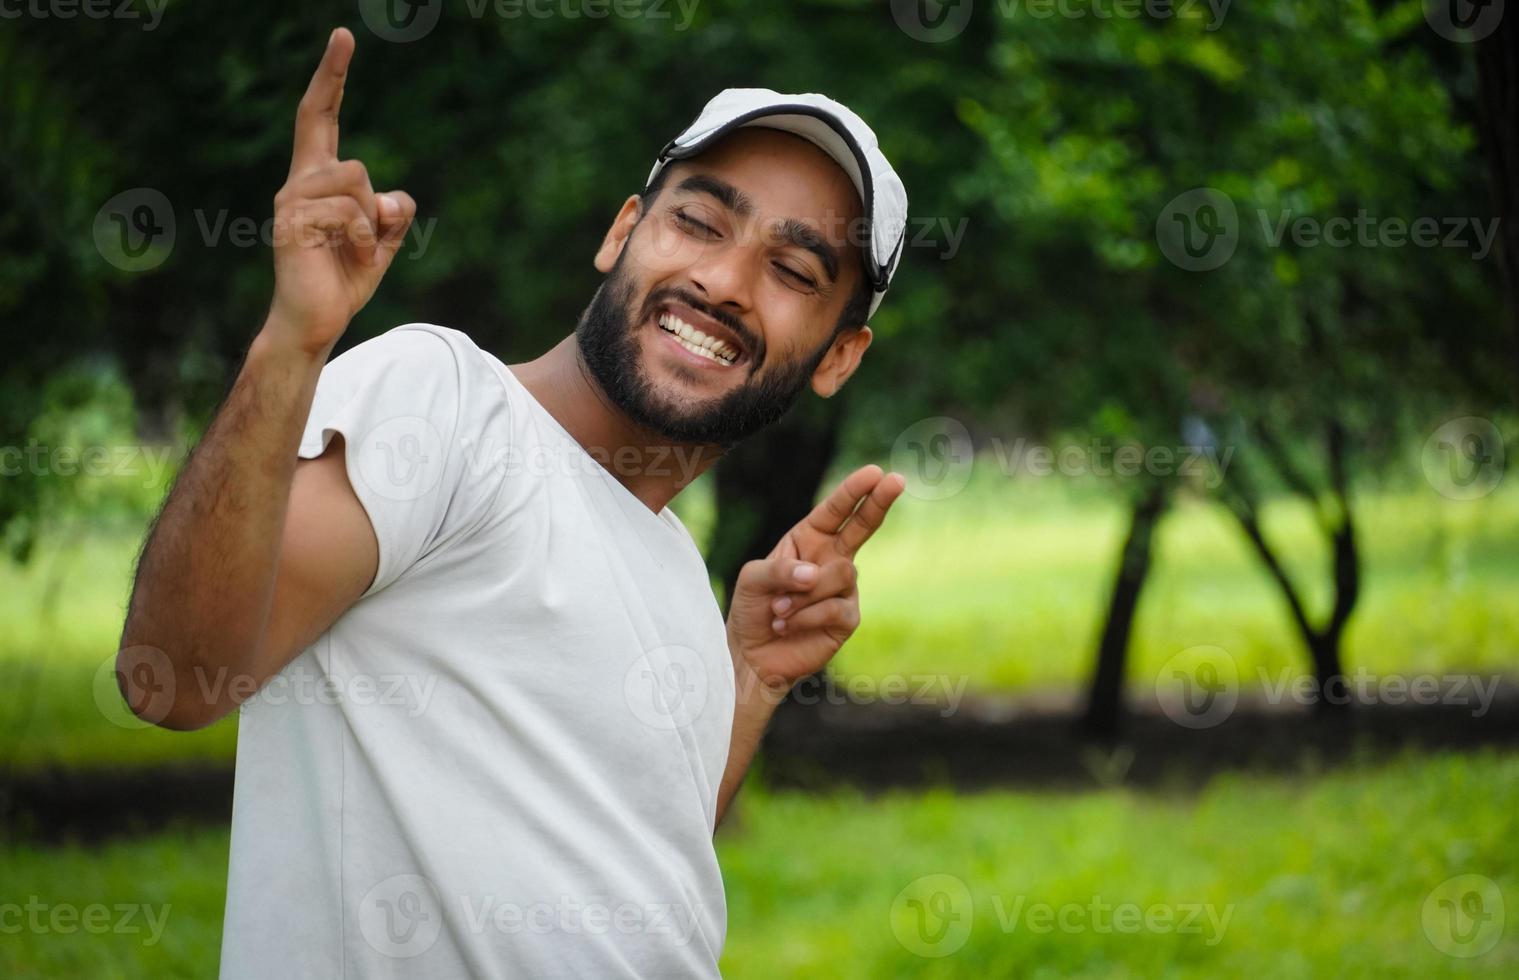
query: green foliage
2 1 1503 546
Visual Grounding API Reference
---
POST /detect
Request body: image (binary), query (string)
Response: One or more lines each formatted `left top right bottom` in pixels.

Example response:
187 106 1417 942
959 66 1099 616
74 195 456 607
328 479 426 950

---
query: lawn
3 750 1514 978
2 467 1517 771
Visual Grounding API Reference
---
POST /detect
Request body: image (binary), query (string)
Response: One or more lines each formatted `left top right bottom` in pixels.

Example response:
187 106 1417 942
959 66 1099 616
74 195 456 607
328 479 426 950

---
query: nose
684 240 755 318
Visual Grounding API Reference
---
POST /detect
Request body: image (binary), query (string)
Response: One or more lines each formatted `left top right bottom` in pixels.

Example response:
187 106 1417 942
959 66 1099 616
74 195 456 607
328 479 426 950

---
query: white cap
647 88 909 319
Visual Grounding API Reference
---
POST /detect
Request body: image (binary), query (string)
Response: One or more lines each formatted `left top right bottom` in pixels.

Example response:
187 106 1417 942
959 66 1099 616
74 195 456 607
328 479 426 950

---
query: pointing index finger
836 471 906 558
801 464 885 541
290 28 355 178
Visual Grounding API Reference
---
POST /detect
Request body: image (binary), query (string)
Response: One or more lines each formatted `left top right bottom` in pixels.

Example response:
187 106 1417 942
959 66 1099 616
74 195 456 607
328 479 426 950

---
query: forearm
715 650 790 829
118 320 327 728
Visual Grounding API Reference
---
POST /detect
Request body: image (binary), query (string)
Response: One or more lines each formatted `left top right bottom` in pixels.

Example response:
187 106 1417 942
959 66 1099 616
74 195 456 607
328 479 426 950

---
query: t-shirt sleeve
297 324 501 598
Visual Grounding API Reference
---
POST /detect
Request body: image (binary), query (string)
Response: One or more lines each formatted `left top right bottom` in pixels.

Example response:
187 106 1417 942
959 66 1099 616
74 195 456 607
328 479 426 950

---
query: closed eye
672 208 719 239
775 262 818 290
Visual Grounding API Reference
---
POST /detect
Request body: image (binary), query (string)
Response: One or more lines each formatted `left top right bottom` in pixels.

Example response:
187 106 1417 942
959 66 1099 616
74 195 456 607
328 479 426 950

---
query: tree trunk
1082 481 1169 740
1218 419 1360 713
1474 13 1519 402
712 394 846 614
711 396 846 726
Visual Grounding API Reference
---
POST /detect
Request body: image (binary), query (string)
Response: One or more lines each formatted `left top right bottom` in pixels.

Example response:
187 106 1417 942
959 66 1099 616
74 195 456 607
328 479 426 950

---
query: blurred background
3 0 1517 976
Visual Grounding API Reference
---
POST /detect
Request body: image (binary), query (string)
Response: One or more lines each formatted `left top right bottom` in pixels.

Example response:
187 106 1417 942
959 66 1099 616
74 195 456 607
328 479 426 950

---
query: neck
507 334 725 513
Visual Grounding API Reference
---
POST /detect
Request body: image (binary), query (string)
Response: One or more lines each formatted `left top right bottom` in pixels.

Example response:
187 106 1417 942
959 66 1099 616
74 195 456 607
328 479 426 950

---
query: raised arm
117 28 417 729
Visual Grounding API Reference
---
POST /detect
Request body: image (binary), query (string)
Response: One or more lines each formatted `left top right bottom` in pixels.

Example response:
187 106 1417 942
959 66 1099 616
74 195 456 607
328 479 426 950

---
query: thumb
373 190 417 266
734 556 819 599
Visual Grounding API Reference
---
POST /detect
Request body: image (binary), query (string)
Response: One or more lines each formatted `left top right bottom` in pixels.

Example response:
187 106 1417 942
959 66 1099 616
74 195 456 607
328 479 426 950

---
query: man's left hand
726 464 906 694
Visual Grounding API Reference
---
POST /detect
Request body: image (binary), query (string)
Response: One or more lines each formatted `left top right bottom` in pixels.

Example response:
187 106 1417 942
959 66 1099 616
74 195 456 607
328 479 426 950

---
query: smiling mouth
656 311 742 366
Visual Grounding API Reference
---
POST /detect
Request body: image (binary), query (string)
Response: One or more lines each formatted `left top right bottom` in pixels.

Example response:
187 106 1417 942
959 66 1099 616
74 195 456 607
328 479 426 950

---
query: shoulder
330 322 473 379
325 323 507 409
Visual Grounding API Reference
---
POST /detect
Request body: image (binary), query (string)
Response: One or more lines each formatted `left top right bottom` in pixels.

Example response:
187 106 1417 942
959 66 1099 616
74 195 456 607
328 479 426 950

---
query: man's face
576 127 870 449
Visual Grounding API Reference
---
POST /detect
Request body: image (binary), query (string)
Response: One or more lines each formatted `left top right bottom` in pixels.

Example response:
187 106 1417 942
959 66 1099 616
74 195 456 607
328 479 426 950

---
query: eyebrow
674 174 843 284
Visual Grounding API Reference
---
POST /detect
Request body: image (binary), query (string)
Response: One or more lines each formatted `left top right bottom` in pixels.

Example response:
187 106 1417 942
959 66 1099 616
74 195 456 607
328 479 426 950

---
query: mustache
641 287 762 363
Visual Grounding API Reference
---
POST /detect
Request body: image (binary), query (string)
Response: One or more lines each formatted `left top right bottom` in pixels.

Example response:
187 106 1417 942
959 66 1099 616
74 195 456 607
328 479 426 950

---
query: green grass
834 468 1519 696
3 751 1515 978
2 471 1517 770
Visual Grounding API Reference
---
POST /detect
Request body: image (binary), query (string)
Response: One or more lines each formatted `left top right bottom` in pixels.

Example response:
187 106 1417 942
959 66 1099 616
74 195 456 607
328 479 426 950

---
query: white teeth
657 313 738 364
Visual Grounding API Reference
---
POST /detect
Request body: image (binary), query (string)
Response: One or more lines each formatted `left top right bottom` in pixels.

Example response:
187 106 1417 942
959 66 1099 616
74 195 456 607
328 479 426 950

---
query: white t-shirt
218 323 736 979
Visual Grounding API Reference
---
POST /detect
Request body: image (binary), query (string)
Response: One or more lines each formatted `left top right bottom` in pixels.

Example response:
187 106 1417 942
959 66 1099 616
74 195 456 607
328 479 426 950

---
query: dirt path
5 683 1518 844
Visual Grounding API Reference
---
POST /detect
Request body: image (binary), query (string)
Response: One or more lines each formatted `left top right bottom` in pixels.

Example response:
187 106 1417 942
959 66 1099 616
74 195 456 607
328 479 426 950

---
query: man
118 26 908 978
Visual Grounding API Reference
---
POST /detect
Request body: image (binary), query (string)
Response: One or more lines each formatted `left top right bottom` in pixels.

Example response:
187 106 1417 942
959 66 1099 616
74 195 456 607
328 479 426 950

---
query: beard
575 249 832 450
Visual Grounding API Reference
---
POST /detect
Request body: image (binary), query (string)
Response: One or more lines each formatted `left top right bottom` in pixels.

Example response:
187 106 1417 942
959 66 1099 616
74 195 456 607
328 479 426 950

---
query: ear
594 194 645 273
811 325 873 398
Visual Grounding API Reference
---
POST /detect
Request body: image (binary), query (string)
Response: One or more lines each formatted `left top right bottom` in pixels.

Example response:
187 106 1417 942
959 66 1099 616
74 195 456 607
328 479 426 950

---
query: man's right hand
267 27 417 356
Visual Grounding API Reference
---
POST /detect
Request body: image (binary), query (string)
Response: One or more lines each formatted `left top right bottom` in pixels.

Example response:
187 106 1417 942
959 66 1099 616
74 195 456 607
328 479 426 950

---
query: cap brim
654 104 888 292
